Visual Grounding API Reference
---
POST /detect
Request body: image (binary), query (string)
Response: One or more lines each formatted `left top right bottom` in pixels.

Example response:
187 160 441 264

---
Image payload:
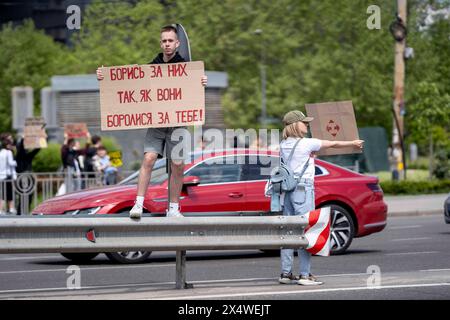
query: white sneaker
8 208 17 215
129 203 143 219
0 210 6 216
298 274 324 286
166 209 183 217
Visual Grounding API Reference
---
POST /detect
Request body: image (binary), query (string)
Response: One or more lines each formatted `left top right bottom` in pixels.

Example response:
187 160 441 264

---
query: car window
243 156 277 181
243 155 325 181
120 159 167 185
315 166 323 176
186 156 244 184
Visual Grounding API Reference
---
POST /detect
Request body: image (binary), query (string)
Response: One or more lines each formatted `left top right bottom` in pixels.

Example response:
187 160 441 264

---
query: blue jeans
281 183 315 277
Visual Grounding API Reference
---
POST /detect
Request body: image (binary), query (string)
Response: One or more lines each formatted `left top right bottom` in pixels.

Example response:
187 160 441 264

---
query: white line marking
420 268 450 272
386 251 439 256
0 281 174 295
391 237 431 242
0 256 60 261
388 225 422 230
192 273 367 284
0 263 174 275
154 283 450 300
0 273 370 296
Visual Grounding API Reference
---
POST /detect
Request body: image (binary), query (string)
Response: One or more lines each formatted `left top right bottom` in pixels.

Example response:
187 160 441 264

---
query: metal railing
0 171 134 215
0 215 308 289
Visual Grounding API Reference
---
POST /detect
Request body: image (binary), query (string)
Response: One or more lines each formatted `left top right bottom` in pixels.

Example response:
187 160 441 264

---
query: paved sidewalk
384 193 448 217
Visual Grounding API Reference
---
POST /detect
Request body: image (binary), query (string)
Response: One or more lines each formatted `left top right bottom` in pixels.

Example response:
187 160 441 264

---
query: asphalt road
0 214 449 300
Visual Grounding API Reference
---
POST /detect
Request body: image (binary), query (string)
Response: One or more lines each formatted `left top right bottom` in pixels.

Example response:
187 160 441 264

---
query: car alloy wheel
328 205 355 255
105 251 152 264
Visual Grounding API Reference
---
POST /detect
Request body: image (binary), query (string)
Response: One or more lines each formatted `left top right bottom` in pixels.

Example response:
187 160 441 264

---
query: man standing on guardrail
97 25 207 219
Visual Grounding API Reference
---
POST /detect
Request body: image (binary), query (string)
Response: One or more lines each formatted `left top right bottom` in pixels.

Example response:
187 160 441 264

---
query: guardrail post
175 250 192 289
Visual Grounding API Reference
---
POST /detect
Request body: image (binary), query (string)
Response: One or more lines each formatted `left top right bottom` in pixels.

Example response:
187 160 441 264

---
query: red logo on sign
326 120 340 137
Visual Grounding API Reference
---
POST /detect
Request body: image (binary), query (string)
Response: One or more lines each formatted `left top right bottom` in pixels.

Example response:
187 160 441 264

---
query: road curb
388 210 442 217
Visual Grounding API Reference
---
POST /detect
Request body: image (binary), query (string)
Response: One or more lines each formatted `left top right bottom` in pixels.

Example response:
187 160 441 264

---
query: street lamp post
389 0 408 180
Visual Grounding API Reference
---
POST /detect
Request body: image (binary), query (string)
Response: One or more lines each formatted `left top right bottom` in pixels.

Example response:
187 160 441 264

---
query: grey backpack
269 139 309 192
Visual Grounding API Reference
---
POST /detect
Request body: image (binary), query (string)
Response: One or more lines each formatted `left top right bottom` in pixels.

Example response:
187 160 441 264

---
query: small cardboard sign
305 101 361 156
99 61 205 131
108 150 123 168
23 117 47 149
64 123 89 139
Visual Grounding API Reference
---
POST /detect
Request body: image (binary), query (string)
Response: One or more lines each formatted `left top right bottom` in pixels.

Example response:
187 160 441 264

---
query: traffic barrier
0 215 308 289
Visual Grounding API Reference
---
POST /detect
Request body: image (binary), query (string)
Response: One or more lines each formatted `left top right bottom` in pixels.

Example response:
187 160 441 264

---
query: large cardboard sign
23 117 47 149
99 61 205 131
64 123 89 139
305 101 362 156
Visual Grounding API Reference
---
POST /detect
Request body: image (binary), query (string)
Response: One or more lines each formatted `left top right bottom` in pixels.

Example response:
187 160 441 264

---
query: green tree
70 0 168 73
175 0 398 129
0 20 73 133
407 82 450 179
2 0 448 141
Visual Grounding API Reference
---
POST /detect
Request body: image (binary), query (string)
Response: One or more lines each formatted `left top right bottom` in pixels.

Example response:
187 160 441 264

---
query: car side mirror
183 176 200 187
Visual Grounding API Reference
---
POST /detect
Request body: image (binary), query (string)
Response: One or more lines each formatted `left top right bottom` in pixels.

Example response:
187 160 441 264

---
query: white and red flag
304 207 331 256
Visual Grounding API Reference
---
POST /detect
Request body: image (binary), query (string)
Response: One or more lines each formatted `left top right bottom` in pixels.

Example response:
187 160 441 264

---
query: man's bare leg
166 159 184 217
130 152 158 219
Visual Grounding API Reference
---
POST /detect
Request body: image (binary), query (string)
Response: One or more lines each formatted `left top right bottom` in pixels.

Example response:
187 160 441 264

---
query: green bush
101 136 121 152
381 180 450 195
407 157 429 170
32 143 62 172
433 149 450 180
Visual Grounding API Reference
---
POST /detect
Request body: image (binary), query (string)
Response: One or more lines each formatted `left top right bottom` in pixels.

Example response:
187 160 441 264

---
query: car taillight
367 183 383 193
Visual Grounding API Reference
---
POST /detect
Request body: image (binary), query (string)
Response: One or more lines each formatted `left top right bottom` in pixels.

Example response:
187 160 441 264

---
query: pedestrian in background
15 136 40 215
0 136 17 215
278 110 364 286
93 146 118 185
61 138 82 192
84 135 102 174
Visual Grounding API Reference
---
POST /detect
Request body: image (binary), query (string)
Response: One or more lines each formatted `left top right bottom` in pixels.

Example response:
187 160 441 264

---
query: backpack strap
281 138 301 165
296 157 310 180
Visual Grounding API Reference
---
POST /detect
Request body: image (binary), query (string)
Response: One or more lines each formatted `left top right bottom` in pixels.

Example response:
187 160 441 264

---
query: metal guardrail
0 215 308 289
0 216 308 253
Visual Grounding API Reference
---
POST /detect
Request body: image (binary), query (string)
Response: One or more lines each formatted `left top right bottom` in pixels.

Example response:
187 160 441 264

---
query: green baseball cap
282 110 314 126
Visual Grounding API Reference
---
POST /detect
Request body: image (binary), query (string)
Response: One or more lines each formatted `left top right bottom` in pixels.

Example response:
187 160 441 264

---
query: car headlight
64 207 102 215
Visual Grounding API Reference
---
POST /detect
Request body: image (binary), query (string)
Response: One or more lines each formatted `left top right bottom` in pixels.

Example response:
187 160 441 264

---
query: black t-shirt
150 52 185 64
84 146 98 172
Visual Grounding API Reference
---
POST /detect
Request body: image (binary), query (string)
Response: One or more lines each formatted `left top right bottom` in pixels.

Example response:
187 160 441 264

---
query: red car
32 149 387 263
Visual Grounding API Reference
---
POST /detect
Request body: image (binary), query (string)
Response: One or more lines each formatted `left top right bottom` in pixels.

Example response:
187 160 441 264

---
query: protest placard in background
99 61 205 131
64 123 89 139
23 117 47 149
305 101 362 156
108 150 123 168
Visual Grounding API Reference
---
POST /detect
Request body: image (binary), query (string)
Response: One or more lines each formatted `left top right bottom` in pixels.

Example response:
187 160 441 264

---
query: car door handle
228 192 244 198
